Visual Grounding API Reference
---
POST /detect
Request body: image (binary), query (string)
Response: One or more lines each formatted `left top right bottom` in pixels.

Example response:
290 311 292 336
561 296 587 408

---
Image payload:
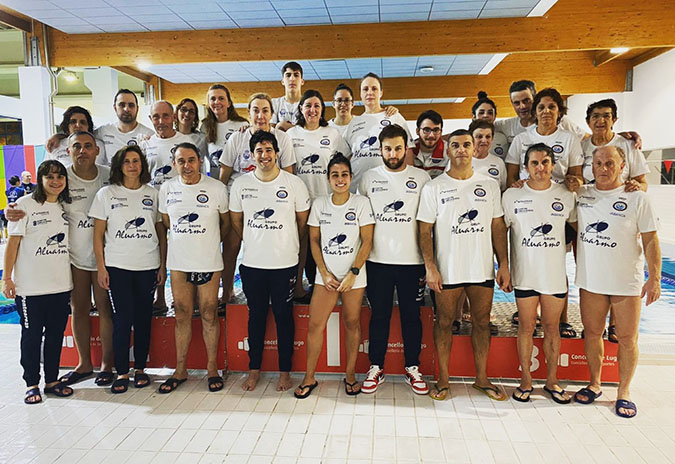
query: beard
383 156 405 170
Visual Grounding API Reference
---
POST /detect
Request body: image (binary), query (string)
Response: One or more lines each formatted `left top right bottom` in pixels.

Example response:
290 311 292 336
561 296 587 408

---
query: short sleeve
294 177 311 212
636 194 659 233
568 136 584 167
277 131 296 168
88 189 108 220
219 133 237 167
566 192 577 223
560 115 587 140
357 196 375 226
416 183 437 224
158 183 168 214
627 145 649 178
496 158 507 191
218 183 229 214
335 133 351 158
7 204 28 237
505 134 522 165
229 179 243 213
501 192 513 227
489 180 504 218
307 197 322 227
357 171 370 197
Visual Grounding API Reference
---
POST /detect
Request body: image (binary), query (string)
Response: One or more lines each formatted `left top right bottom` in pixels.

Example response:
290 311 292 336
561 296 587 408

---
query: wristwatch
349 267 360 276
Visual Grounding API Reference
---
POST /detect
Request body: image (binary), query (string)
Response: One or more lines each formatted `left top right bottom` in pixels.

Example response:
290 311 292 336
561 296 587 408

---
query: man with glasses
412 110 448 179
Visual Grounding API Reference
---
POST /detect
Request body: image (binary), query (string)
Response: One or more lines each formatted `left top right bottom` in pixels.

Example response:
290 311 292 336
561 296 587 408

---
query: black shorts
514 288 567 299
442 279 494 290
565 222 576 245
187 272 214 286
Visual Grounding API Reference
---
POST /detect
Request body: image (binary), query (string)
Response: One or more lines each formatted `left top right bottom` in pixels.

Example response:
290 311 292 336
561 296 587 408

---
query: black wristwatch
349 267 360 276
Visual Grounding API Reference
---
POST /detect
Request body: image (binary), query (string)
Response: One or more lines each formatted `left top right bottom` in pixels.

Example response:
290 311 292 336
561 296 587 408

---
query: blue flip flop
615 399 637 418
512 387 533 403
574 387 602 404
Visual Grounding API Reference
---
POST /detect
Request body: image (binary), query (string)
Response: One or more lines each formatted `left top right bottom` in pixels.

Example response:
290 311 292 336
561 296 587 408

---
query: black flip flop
452 320 461 335
574 387 603 404
111 377 130 394
559 322 577 338
24 387 42 405
158 377 187 394
343 378 361 396
58 370 93 386
95 371 115 386
512 387 532 403
543 386 571 404
208 376 224 392
134 373 151 389
44 382 73 397
294 381 318 399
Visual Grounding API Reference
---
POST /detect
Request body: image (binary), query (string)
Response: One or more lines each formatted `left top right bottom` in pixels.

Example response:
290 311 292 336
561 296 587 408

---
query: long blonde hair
201 84 247 143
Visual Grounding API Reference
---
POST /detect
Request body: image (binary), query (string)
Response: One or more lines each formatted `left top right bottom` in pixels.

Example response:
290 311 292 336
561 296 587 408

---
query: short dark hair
585 98 618 123
327 153 352 178
9 175 20 186
58 106 94 135
378 124 408 148
334 83 354 99
296 90 328 128
471 91 497 118
171 142 202 161
532 88 567 123
281 61 303 77
249 130 280 154
32 160 71 205
68 130 97 145
448 129 474 141
416 110 443 128
109 145 151 186
468 119 494 136
361 72 383 89
524 142 555 167
114 88 138 105
509 80 536 96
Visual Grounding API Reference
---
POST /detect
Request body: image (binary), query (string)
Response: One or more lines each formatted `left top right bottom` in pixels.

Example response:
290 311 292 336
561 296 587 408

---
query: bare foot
242 370 260 391
277 372 293 391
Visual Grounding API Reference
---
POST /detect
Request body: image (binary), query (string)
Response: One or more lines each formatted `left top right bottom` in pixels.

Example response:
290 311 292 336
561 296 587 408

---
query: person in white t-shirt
294 154 375 398
358 124 431 395
468 120 507 191
46 106 107 167
230 130 310 392
200 84 249 178
413 110 449 178
158 143 230 394
174 98 208 161
573 145 661 419
90 145 167 394
287 89 351 302
471 91 509 160
344 73 414 192
271 61 304 131
219 93 296 303
418 129 511 402
502 143 576 404
3 160 74 404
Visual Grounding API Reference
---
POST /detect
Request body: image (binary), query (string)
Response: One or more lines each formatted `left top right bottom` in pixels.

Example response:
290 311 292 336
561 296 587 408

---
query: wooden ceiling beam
0 5 32 33
630 47 674 67
112 66 154 83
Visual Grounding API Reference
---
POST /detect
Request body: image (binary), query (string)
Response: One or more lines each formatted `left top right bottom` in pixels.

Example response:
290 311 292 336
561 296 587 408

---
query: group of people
2 61 661 420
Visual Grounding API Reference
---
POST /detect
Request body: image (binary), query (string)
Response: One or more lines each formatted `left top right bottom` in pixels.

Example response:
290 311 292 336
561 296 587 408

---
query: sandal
608 325 618 344
574 387 602 404
134 372 151 389
543 385 571 404
472 383 507 401
615 399 637 418
95 371 115 386
452 320 461 335
111 377 129 394
58 370 93 386
158 377 187 394
559 322 577 338
208 376 224 392
511 311 519 325
512 387 532 403
294 381 318 399
44 382 74 397
343 378 361 396
24 387 42 405
429 385 450 401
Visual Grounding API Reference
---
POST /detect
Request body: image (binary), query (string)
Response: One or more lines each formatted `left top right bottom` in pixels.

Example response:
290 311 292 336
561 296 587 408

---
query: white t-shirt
358 165 430 265
307 193 375 288
575 185 659 296
490 131 509 160
417 172 503 284
47 136 107 167
471 154 507 191
230 170 310 269
95 122 154 165
506 125 584 183
328 119 349 137
8 196 73 296
158 175 229 273
203 120 249 178
218 127 296 185
496 115 585 144
343 111 413 192
287 125 351 200
140 132 195 189
581 134 649 184
502 183 576 294
63 165 111 271
89 184 161 271
271 96 299 125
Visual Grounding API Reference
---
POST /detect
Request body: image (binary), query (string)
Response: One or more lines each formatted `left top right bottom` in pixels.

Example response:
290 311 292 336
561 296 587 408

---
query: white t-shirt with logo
95 122 154 164
575 185 658 296
358 165 430 265
159 175 229 273
502 183 576 294
328 119 349 137
203 120 249 178
141 132 194 189
287 125 351 200
417 172 503 284
307 193 375 288
471 154 507 191
490 131 509 160
64 165 111 271
89 184 161 271
496 115 585 144
218 127 296 186
506 125 584 183
271 96 299 125
343 111 413 192
581 134 649 183
230 170 310 269
9 196 72 296
47 136 107 167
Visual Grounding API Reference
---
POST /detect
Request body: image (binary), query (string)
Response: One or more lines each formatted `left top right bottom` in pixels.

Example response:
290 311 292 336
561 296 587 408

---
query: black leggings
107 267 158 375
365 261 426 368
16 291 71 387
240 264 298 372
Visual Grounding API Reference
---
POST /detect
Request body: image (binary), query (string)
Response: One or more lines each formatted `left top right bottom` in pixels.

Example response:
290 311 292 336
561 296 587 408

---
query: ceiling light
610 47 630 54
419 66 434 74
138 61 151 71
63 71 78 82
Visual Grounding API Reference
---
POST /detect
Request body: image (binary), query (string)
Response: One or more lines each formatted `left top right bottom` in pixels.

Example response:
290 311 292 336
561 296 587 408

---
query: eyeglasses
420 127 442 135
179 107 196 115
334 98 353 105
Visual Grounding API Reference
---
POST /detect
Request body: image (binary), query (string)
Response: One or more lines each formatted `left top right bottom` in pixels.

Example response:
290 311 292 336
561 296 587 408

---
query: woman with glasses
174 98 208 162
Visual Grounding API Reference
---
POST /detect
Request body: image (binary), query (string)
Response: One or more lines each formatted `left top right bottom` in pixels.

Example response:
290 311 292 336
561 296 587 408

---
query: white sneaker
361 365 384 394
404 366 429 395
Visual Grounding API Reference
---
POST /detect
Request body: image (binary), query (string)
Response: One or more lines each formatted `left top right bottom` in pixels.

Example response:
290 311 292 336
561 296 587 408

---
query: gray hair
593 145 625 161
